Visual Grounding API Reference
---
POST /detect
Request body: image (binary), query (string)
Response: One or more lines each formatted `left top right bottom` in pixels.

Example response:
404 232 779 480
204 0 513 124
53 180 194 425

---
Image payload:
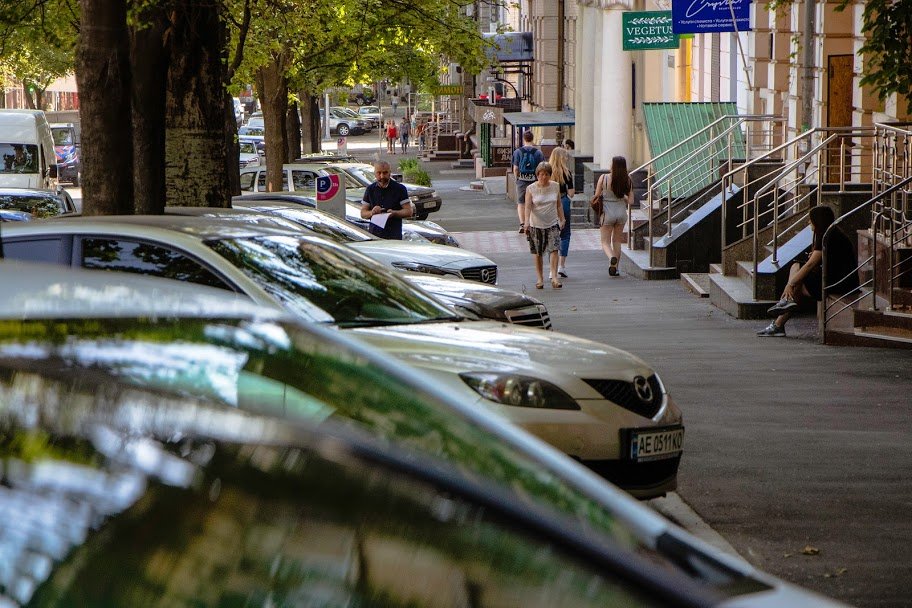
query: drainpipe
801 0 815 130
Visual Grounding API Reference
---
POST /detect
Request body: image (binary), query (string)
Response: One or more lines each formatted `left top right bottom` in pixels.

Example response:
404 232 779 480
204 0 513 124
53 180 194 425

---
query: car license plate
627 426 684 462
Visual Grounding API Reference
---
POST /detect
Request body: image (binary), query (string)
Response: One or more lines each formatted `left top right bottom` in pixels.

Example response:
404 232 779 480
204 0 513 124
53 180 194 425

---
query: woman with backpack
593 156 632 276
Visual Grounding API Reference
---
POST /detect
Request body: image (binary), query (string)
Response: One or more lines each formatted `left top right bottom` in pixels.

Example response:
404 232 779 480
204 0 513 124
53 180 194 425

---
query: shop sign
672 0 751 34
432 84 463 96
622 11 679 51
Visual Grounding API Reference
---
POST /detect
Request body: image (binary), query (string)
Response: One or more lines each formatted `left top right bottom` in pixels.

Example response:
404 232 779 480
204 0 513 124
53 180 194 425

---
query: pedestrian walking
391 93 399 116
512 130 544 233
416 121 427 152
399 117 411 154
563 139 575 151
548 147 575 279
360 160 412 240
593 156 632 276
522 162 566 289
386 120 398 154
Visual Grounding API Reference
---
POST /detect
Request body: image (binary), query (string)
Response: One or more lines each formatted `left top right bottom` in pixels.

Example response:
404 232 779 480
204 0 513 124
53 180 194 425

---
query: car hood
402 183 435 196
347 321 652 381
348 240 491 270
403 274 533 311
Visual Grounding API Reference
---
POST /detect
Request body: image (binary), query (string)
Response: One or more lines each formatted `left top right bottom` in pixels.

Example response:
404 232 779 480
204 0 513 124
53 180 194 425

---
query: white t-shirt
526 181 560 229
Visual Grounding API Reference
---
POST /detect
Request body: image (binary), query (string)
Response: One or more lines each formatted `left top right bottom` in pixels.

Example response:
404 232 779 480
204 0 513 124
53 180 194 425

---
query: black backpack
517 146 538 181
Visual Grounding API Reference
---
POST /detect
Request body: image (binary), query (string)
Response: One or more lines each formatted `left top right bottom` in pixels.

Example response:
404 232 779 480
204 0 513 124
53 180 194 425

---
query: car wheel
337 124 350 136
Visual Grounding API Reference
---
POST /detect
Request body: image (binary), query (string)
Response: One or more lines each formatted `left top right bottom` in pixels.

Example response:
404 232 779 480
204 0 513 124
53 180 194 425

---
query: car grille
504 305 552 329
582 375 663 418
459 265 497 284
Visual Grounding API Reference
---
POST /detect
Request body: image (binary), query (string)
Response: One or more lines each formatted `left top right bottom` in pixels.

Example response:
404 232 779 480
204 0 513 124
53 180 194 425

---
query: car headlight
460 372 580 410
409 195 421 204
391 261 461 277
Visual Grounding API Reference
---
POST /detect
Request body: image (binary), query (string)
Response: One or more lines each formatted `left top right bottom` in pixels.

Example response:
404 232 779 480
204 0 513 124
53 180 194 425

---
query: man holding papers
360 160 413 239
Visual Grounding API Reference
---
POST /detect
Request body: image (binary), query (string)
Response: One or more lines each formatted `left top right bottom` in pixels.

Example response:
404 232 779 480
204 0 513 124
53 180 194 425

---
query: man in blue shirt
360 161 412 239
512 130 543 232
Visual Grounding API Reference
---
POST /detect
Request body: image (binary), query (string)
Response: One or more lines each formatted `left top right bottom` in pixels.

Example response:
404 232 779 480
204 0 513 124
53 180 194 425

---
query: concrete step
468 180 484 191
825 327 912 349
619 246 678 280
681 273 711 297
709 263 723 275
708 272 777 319
450 159 475 169
736 260 754 281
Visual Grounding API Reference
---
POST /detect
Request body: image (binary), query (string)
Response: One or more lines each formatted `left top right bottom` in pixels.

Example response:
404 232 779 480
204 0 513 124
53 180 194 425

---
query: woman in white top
593 156 633 276
522 161 566 289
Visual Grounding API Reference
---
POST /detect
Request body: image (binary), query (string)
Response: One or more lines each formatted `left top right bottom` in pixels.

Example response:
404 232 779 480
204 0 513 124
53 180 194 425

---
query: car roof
1 213 306 241
0 187 62 197
0 259 278 319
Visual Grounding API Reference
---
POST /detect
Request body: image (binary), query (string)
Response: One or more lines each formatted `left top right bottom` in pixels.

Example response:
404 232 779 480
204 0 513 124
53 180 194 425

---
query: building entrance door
827 54 854 183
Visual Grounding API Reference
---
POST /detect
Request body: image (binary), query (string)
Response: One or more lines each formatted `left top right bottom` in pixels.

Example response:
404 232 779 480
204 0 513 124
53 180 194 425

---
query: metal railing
821 175 912 336
744 127 876 298
629 115 785 267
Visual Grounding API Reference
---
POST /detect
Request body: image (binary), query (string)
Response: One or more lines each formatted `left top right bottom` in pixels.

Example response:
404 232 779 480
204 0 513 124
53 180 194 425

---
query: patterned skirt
527 224 561 255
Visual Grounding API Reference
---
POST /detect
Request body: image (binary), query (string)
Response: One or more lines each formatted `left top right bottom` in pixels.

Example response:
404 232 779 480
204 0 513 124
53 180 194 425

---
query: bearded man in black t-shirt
360 161 412 239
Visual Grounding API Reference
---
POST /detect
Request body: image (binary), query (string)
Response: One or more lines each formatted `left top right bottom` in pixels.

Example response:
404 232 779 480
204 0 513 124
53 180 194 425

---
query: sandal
518 223 525 233
535 281 544 289
551 280 562 289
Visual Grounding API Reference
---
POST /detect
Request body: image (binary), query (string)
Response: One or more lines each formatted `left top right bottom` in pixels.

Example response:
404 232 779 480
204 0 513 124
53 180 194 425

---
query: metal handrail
820 174 912 337
747 127 876 298
633 114 783 267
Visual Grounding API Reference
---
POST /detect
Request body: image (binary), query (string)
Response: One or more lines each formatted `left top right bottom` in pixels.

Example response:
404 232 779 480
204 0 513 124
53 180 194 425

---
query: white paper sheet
370 212 391 229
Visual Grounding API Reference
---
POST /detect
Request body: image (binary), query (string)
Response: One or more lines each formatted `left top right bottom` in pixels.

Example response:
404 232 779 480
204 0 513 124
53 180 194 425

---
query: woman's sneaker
756 322 786 337
767 297 798 316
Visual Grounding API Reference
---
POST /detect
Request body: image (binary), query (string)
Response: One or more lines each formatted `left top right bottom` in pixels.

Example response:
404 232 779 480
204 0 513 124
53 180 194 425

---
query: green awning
643 102 744 199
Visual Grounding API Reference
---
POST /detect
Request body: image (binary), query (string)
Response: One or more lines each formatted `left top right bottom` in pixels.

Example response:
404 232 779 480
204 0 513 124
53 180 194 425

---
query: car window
349 165 377 185
209 236 456 326
239 171 257 192
51 128 74 145
2 237 68 264
260 206 374 243
81 237 233 291
257 171 290 191
0 143 39 174
0 193 66 217
324 166 365 189
290 169 317 191
239 141 257 154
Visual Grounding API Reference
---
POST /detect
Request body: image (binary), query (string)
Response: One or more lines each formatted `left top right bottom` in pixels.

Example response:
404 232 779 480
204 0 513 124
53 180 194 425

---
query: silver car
1 216 684 497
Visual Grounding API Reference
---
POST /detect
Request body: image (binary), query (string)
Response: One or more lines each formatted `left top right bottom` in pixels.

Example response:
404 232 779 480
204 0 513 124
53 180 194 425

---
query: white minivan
0 109 58 189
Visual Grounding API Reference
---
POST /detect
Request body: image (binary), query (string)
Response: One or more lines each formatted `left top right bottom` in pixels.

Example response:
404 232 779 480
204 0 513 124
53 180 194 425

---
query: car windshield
239 127 264 136
209 235 458 327
0 192 65 217
239 141 258 154
360 106 379 114
253 206 375 243
340 166 376 186
334 107 359 118
52 128 74 145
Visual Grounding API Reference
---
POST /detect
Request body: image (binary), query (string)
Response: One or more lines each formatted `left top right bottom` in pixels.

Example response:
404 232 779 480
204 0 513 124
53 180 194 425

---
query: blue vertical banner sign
672 0 751 34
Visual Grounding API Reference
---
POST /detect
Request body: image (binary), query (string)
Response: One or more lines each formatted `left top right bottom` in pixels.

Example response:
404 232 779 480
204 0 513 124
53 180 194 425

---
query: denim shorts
601 200 627 227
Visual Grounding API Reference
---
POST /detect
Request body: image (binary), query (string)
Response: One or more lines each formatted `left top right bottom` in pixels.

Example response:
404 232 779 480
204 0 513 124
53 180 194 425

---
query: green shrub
398 158 419 172
402 167 432 187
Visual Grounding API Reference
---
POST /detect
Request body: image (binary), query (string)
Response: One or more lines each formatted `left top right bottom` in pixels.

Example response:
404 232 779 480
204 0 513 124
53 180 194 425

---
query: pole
802 0 816 130
323 92 331 141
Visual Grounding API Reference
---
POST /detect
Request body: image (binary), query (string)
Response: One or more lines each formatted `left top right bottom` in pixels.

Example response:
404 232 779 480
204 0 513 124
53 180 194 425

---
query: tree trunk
286 101 301 161
130 13 168 215
164 0 231 207
76 0 133 215
299 94 321 154
255 52 289 192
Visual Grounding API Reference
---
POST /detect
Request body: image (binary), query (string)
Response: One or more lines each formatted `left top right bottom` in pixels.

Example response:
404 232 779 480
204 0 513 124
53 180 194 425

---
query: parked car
223 201 492 282
240 162 443 220
1 216 683 496
333 105 377 130
321 107 369 136
234 192 459 246
358 104 382 123
238 139 261 169
0 109 58 190
0 260 850 607
50 122 80 185
245 110 264 128
169 203 549 328
0 186 76 219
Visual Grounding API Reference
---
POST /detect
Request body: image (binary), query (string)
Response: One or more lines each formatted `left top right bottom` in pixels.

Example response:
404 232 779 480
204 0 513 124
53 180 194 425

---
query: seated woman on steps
757 205 860 337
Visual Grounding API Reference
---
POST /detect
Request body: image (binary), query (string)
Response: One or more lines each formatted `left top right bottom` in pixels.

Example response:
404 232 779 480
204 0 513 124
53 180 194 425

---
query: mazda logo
480 268 495 283
633 376 653 403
